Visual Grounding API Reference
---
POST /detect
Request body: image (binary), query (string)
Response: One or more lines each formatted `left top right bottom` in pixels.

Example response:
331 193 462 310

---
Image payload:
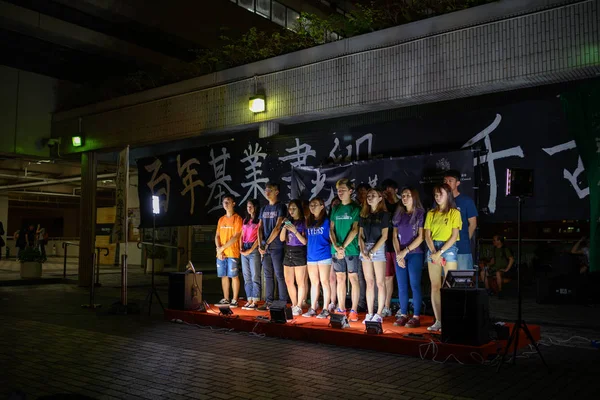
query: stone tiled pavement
1 261 600 399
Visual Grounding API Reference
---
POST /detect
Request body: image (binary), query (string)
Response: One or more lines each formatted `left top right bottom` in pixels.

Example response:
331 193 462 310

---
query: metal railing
137 241 185 254
62 241 79 278
94 247 109 286
61 242 110 285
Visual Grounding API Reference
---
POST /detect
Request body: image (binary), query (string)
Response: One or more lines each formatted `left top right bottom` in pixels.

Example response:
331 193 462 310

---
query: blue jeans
241 249 261 300
216 257 239 278
263 246 287 303
395 253 424 316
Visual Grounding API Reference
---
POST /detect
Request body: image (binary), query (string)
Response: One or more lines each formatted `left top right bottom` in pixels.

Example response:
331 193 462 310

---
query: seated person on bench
485 235 514 296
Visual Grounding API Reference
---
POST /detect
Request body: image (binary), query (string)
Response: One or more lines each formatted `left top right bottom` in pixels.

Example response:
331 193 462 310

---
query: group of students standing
214 170 478 332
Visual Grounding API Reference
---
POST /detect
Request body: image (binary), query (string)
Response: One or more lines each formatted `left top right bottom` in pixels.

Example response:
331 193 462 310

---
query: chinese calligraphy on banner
137 96 590 228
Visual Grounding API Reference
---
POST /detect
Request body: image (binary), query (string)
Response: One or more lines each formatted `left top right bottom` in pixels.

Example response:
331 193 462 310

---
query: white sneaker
371 314 383 323
327 302 336 313
302 308 317 318
427 320 442 332
381 307 392 317
362 313 373 324
292 306 302 316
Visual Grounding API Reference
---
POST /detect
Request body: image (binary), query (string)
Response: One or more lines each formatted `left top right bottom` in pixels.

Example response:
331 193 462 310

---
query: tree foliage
58 0 495 110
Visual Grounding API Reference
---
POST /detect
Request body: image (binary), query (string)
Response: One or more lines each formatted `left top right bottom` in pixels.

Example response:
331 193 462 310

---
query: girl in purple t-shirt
279 199 307 316
392 188 425 328
240 199 261 310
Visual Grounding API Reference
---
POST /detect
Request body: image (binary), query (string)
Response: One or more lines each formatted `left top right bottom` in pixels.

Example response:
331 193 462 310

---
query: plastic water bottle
52 244 57 256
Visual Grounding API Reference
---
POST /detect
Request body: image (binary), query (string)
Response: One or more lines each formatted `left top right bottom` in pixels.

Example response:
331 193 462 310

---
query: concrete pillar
0 196 7 258
78 152 97 286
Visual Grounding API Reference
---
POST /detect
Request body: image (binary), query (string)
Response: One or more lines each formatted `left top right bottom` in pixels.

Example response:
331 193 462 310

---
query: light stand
144 196 165 316
497 196 548 371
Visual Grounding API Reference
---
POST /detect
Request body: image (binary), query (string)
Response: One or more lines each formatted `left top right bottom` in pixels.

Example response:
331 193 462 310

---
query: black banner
290 151 474 208
137 95 590 228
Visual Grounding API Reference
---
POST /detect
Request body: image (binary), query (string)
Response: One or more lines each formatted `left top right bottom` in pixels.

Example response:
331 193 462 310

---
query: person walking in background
392 187 425 328
280 200 308 316
215 195 243 308
382 179 401 317
330 178 361 322
36 224 47 262
444 170 478 270
15 225 27 260
240 199 261 310
303 197 332 319
424 183 462 332
258 182 288 311
358 187 389 324
26 225 36 248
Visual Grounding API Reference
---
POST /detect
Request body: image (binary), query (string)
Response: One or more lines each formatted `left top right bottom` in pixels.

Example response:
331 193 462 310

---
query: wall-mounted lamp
249 95 266 113
71 135 84 147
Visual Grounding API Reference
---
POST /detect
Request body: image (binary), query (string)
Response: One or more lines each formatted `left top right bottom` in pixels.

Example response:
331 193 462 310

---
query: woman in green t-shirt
424 183 462 332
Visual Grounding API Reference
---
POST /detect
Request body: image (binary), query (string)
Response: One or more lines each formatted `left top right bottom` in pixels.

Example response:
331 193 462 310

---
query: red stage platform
165 304 540 364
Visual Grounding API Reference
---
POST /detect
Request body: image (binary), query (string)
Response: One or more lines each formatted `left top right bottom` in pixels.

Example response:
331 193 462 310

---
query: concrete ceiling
0 156 125 207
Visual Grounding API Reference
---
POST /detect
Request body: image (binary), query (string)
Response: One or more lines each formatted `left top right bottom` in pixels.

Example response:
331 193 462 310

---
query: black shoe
257 302 271 311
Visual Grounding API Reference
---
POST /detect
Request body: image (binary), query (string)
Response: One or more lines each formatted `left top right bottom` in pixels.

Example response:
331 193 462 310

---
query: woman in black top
358 187 390 324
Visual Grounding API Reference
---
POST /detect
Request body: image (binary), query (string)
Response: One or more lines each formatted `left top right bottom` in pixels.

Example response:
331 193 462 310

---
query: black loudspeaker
505 168 534 197
269 300 292 323
168 272 203 310
536 275 577 304
441 288 490 346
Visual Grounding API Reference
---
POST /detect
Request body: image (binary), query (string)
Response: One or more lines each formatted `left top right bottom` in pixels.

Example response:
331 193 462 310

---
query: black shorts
284 245 307 267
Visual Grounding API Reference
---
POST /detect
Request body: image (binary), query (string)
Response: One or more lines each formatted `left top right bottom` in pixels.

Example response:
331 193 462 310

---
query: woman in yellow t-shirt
424 183 462 332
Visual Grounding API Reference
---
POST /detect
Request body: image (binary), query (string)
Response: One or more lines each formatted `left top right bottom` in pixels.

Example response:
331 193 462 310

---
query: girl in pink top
239 199 262 310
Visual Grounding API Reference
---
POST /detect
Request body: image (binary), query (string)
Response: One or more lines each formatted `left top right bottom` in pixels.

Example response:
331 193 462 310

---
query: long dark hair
243 199 260 224
287 199 305 222
307 197 327 228
360 187 387 218
395 187 424 225
432 183 456 213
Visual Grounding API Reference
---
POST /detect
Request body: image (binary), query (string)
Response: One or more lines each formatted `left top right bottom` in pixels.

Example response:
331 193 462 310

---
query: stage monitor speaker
269 300 292 323
168 272 203 311
329 313 350 329
441 288 490 346
443 269 477 289
365 321 383 334
506 168 534 197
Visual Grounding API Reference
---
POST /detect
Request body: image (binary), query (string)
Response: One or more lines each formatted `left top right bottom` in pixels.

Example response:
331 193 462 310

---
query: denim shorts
359 243 386 262
426 240 458 263
332 255 360 274
307 258 332 265
216 257 239 278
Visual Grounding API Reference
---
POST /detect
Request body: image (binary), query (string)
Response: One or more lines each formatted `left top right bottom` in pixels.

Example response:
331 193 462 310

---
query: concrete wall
0 65 58 158
52 0 600 153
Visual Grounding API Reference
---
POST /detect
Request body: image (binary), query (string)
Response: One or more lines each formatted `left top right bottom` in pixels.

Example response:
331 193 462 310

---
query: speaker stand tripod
497 196 548 372
144 211 164 316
